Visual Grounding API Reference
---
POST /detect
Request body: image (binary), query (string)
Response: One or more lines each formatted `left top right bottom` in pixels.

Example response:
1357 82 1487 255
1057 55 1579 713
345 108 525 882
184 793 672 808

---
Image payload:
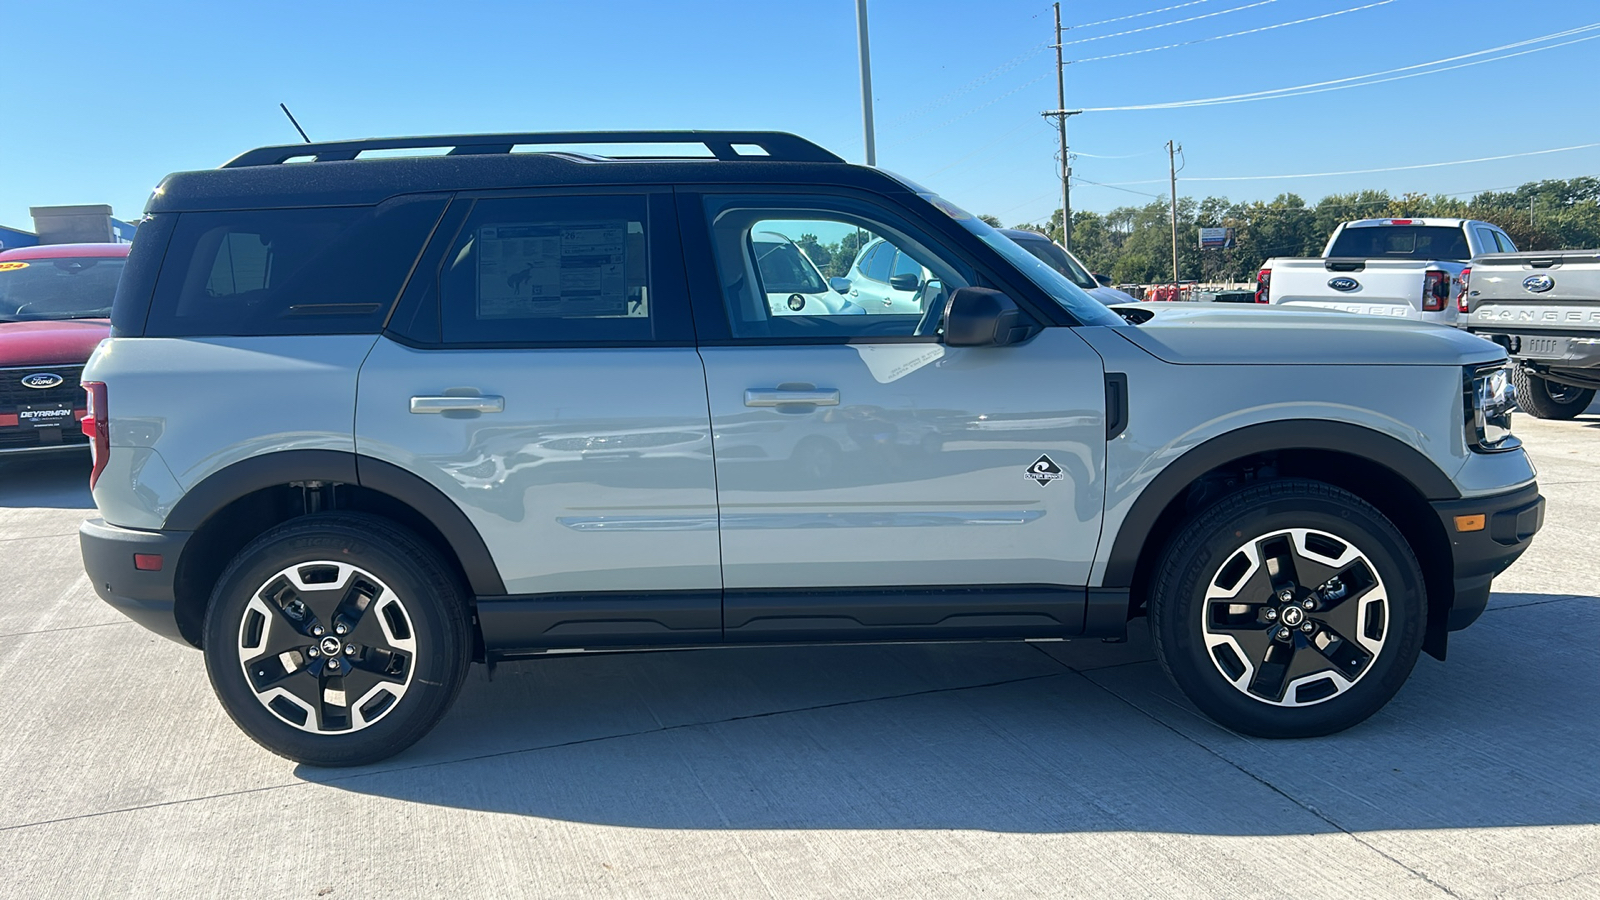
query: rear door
680 187 1108 642
356 187 722 652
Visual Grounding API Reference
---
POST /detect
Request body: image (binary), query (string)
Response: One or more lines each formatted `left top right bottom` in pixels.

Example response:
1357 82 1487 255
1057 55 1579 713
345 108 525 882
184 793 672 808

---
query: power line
1080 23 1600 111
1067 0 1218 30
1073 177 1164 199
1182 142 1600 182
1069 0 1397 64
1061 0 1282 46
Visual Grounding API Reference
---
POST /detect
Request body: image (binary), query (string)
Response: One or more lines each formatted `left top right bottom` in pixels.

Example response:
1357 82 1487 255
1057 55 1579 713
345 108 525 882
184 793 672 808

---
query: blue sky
3 0 1598 231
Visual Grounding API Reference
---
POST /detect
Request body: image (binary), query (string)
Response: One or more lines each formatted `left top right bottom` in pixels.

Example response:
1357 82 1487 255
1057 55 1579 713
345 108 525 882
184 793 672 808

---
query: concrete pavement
0 403 1596 899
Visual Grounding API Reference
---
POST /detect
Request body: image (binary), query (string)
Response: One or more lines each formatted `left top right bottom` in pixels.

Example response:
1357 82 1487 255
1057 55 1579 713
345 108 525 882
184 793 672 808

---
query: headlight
1465 363 1519 452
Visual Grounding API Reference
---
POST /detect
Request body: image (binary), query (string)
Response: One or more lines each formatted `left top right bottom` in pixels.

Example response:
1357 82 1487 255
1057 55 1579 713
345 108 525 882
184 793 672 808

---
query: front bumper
79 518 192 645
1430 483 1544 632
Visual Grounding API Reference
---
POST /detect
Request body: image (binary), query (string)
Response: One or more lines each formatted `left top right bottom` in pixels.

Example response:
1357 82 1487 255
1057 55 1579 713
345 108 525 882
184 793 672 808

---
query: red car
0 242 129 457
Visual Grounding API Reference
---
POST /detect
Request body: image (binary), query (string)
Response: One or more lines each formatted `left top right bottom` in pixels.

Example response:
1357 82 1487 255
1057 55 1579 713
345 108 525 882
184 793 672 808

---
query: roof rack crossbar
222 131 844 168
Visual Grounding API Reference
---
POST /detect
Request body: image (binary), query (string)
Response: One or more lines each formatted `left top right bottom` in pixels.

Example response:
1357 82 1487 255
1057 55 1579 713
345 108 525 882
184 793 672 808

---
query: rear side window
145 197 445 337
1327 225 1471 261
438 194 655 344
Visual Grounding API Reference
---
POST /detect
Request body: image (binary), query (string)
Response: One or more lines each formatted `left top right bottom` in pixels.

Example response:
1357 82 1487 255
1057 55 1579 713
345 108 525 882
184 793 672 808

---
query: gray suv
79 131 1543 765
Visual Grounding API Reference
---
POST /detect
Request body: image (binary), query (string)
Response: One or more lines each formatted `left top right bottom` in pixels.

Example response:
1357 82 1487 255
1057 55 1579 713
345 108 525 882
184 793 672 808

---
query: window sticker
0 262 31 272
477 221 628 318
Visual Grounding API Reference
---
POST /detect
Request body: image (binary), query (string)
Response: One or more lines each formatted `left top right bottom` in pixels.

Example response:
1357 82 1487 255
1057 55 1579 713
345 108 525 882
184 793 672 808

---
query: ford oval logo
21 373 64 390
1523 274 1555 293
1328 277 1360 293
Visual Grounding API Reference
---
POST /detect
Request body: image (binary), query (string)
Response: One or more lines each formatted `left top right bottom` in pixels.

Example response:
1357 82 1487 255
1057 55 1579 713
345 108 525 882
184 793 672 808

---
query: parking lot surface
1 402 1596 900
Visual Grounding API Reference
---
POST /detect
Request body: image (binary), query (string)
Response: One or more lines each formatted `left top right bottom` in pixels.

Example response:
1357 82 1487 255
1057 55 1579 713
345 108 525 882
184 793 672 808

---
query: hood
0 319 111 367
1110 304 1504 366
1088 285 1137 306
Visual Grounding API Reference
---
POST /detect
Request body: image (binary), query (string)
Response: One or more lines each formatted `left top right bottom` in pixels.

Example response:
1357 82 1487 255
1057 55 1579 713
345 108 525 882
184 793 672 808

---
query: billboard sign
1199 227 1234 249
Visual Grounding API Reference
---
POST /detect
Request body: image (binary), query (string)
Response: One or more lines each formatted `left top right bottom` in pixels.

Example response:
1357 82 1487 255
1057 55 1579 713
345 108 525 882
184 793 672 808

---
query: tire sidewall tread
1149 478 1426 738
201 512 471 767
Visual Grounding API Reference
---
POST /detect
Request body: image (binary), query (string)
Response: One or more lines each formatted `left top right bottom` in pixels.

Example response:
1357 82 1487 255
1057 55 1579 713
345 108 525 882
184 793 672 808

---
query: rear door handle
409 395 505 414
744 389 840 408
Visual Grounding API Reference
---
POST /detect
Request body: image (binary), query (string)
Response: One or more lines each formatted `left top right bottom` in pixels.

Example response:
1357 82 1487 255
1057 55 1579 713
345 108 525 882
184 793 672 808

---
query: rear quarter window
144 196 445 337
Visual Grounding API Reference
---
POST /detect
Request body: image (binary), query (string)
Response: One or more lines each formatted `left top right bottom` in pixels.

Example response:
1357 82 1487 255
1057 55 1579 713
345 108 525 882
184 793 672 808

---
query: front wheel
1149 479 1425 738
1511 367 1595 419
202 513 471 766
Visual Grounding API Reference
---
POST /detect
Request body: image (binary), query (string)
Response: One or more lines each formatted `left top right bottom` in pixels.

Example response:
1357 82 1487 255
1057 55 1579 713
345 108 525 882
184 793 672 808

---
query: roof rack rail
222 130 845 168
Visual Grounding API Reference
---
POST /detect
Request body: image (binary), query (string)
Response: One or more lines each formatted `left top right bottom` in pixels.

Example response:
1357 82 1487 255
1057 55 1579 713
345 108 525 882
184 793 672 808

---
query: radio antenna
279 103 311 143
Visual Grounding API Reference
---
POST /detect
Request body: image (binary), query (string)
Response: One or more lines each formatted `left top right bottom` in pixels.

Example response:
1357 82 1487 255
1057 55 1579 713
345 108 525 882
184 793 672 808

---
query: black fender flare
1101 420 1460 589
164 449 506 595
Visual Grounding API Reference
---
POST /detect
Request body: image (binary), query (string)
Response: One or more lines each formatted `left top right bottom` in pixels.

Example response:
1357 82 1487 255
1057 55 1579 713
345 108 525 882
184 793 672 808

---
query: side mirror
829 276 852 294
1093 273 1113 287
889 272 922 292
944 287 1036 347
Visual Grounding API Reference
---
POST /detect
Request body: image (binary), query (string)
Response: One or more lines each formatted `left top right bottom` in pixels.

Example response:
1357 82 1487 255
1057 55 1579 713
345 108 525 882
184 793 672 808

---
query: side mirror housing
1093 272 1113 287
829 276 852 294
944 287 1036 347
888 272 922 292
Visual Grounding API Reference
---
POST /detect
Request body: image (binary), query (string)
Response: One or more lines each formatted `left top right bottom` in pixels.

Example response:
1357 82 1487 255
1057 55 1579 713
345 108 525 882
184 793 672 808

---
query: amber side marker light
1454 514 1487 533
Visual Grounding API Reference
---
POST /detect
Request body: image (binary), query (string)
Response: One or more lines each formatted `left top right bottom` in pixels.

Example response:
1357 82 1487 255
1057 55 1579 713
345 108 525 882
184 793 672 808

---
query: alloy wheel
1201 528 1389 707
236 561 416 733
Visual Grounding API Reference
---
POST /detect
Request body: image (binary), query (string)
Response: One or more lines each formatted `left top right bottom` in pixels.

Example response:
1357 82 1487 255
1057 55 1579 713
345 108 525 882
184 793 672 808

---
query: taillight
1423 270 1449 312
1456 266 1471 313
82 381 109 489
1255 268 1271 303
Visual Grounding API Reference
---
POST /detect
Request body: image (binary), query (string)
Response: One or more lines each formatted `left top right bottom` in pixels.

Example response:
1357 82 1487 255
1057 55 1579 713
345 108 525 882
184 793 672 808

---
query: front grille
0 366 85 413
0 428 88 449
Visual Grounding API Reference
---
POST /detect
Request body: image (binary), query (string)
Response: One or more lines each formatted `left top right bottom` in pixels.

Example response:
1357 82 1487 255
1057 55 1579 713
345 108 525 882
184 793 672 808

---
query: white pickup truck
1256 218 1518 325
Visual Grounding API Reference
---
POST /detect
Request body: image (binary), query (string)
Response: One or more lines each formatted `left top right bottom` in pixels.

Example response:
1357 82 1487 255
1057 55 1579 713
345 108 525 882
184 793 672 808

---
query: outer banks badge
1024 454 1063 486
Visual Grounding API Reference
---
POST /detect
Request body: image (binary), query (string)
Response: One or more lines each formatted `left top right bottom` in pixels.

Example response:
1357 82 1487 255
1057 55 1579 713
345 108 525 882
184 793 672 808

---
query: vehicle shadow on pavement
0 455 92 509
306 592 1600 836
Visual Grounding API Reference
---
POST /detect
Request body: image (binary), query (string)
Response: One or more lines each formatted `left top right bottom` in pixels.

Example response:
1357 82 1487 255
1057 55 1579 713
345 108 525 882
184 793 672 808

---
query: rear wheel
1511 367 1595 419
1149 479 1425 737
202 513 471 766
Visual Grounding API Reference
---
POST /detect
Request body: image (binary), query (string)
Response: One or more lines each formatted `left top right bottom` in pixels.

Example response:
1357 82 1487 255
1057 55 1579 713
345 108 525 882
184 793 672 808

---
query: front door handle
410 395 505 414
744 388 840 408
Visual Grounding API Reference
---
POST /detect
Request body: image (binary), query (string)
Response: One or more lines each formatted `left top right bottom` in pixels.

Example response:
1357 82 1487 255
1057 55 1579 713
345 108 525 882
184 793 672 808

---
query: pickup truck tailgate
1465 251 1600 363
1271 258 1443 319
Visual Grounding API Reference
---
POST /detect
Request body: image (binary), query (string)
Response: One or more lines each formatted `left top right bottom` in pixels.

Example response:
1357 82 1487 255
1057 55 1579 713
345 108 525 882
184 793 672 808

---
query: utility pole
856 0 876 166
1053 2 1070 251
1168 139 1181 289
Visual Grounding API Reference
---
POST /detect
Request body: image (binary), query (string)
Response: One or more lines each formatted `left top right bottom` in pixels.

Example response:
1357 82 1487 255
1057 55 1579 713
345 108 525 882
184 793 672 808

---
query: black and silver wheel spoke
238 561 416 735
1202 527 1389 708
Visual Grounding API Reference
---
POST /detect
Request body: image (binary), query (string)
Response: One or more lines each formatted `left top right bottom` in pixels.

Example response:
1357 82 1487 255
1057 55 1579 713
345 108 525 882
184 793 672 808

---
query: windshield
753 235 827 294
923 195 1122 326
1327 225 1471 261
1013 237 1098 290
0 257 124 322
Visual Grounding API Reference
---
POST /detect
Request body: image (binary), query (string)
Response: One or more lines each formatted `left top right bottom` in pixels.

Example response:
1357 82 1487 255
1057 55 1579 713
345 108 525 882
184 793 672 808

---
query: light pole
856 0 876 166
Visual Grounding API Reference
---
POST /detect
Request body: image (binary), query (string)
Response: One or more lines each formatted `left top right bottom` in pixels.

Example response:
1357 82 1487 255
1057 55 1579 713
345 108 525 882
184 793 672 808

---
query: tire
1511 367 1595 420
1148 479 1425 738
202 513 471 766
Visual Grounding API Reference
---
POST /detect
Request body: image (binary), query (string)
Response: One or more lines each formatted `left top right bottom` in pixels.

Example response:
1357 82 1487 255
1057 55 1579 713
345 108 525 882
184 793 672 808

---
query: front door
681 189 1108 641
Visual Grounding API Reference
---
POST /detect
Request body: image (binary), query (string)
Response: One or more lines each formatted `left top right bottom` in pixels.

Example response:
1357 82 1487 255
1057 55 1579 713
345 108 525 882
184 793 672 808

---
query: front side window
0 256 125 321
439 194 653 344
703 195 976 339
